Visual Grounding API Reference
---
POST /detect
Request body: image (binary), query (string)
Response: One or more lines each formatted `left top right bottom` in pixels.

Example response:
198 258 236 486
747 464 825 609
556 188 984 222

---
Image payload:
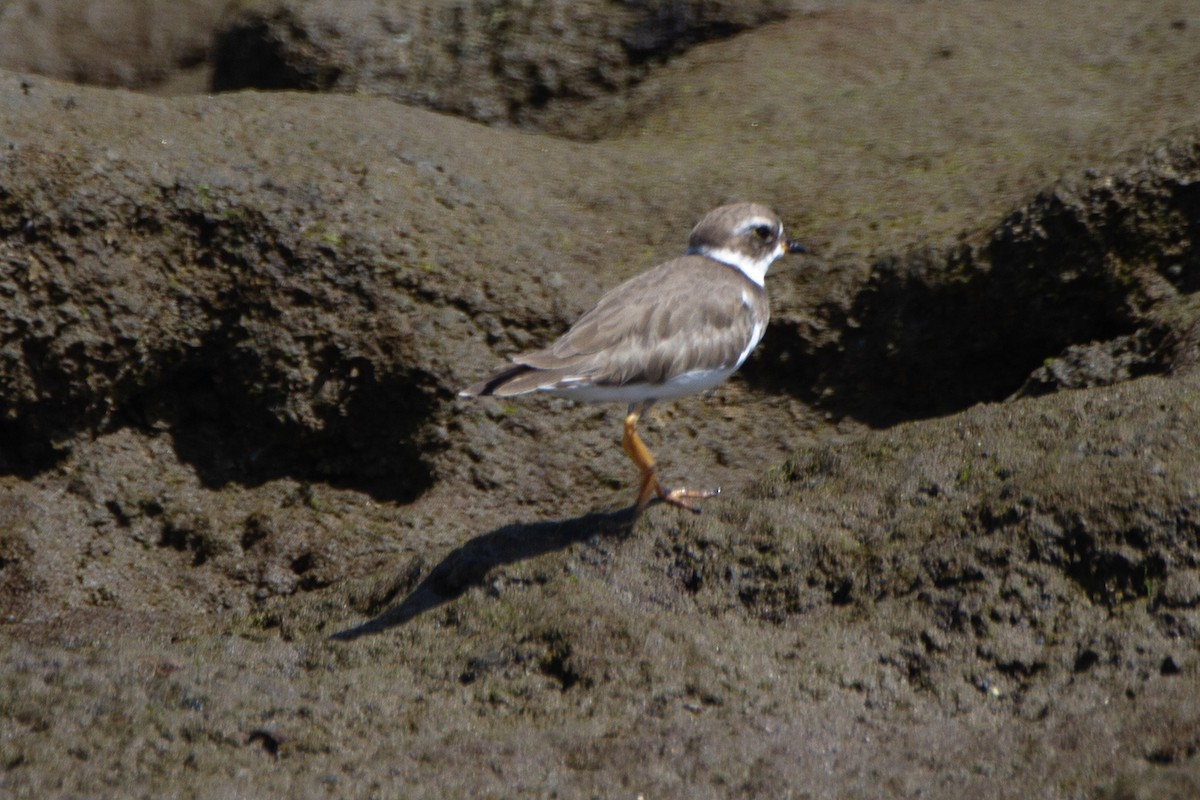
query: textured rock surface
2 0 1200 797
210 0 794 138
0 0 231 89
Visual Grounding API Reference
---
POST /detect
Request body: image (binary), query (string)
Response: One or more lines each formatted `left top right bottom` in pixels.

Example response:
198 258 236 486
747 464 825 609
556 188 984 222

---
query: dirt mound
210 0 793 138
0 0 229 89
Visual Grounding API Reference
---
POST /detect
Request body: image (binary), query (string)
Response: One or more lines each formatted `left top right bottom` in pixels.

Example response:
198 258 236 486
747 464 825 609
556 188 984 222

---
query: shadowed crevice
745 150 1200 426
122 345 443 504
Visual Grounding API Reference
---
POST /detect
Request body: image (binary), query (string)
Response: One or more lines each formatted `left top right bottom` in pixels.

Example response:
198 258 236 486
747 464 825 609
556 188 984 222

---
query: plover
460 202 806 513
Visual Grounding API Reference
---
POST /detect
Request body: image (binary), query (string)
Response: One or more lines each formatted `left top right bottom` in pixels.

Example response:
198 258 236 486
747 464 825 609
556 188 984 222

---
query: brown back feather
514 256 766 388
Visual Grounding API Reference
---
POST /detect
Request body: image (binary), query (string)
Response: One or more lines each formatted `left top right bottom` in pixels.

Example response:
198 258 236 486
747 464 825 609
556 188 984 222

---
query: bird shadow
330 505 640 640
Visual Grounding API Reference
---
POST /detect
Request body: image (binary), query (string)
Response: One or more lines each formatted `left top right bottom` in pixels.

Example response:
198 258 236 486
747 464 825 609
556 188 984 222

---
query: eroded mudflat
1 1 1199 797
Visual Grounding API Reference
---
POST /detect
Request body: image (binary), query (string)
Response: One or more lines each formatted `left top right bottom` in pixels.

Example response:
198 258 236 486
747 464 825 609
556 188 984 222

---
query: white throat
691 242 784 287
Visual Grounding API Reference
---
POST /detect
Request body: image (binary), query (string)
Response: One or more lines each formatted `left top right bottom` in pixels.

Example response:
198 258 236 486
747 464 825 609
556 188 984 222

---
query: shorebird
460 202 806 512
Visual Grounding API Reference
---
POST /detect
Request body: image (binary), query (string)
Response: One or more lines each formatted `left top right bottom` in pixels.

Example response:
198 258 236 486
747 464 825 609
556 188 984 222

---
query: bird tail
460 363 586 398
459 364 535 397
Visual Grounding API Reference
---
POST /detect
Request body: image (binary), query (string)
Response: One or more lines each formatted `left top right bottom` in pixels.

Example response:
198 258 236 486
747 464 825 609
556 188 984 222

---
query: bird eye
753 224 773 241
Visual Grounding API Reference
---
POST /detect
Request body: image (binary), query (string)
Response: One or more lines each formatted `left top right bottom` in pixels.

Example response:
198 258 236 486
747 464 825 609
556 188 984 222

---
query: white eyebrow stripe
736 217 779 234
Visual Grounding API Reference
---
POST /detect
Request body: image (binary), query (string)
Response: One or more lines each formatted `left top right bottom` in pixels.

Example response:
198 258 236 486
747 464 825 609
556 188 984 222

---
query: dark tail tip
459 364 535 398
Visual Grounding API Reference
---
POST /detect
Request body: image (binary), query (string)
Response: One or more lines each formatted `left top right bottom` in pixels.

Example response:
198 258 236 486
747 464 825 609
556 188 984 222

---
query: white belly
543 363 742 404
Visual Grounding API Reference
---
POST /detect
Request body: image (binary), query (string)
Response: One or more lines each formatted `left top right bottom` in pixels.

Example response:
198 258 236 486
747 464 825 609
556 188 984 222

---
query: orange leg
621 405 719 514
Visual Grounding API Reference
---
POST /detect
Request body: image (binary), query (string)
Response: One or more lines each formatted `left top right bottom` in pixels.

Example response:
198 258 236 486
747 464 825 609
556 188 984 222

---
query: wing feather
514 256 766 388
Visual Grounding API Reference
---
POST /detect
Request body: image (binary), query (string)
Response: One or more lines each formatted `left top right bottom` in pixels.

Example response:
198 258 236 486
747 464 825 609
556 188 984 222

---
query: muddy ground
2 0 1200 797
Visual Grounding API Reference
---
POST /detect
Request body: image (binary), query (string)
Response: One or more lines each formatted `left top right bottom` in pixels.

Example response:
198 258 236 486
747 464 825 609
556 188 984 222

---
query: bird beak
786 239 807 254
